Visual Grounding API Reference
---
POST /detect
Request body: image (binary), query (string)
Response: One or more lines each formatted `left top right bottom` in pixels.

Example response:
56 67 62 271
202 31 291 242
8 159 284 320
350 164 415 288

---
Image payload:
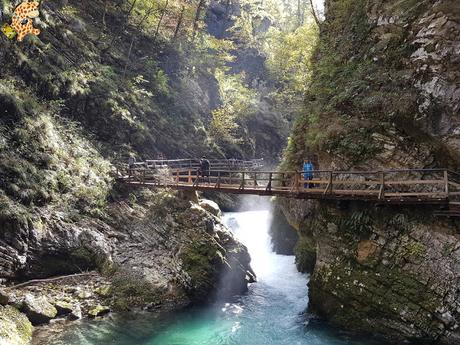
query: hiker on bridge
128 156 135 177
303 159 314 188
199 156 211 183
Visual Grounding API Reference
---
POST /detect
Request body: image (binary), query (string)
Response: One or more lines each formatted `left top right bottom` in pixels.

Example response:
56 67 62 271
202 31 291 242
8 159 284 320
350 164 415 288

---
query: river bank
27 206 390 345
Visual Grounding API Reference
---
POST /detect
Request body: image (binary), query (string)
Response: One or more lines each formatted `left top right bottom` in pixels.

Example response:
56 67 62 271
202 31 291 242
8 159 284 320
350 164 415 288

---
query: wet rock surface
279 198 460 344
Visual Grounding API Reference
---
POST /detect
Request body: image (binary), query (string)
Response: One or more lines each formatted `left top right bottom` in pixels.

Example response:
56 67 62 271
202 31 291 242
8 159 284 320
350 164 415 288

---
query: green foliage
211 69 257 144
265 21 318 93
341 211 373 236
0 80 112 214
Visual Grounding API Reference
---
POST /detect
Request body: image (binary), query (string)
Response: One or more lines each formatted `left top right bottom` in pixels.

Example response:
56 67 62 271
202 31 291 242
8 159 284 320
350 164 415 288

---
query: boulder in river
21 294 57 325
88 305 110 318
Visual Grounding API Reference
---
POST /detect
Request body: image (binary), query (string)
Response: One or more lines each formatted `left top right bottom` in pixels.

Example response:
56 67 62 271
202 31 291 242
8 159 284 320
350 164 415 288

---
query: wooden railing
125 158 264 171
119 168 460 203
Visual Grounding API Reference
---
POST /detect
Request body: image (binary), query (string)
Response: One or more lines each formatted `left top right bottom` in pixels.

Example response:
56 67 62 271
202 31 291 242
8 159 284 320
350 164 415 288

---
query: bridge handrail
119 165 460 204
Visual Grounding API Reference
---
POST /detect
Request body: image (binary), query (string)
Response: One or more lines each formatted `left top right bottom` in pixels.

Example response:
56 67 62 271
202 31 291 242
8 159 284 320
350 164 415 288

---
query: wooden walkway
117 163 460 213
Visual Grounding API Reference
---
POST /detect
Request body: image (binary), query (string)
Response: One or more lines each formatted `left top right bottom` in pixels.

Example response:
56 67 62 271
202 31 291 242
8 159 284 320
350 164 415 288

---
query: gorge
0 0 459 344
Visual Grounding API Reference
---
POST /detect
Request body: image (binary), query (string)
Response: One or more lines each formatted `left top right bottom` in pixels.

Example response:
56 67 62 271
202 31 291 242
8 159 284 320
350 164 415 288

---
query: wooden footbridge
117 159 460 215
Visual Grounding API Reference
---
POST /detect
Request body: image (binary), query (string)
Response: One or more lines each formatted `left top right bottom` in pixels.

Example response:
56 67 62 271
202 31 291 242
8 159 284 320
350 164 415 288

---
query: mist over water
36 198 388 345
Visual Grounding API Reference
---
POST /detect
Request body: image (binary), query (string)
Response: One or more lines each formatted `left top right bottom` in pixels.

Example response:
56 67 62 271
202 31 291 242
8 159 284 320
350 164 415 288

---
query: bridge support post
378 171 385 200
444 170 449 198
216 171 221 188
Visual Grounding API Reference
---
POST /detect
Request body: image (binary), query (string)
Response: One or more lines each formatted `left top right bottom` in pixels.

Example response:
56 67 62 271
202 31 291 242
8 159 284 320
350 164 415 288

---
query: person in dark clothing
128 156 135 177
199 156 211 183
303 159 314 188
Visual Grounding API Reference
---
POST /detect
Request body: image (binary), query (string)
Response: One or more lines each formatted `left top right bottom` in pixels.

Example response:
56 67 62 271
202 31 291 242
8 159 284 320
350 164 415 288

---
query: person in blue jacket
303 159 314 188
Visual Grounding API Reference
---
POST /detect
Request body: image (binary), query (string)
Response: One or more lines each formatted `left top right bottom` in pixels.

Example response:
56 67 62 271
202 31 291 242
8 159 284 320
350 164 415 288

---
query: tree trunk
126 0 138 18
122 35 135 80
102 0 108 29
173 5 185 39
192 0 206 39
154 0 169 38
308 0 320 27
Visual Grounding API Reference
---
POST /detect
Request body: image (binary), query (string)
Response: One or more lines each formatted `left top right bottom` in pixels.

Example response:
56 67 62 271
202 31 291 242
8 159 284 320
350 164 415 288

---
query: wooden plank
384 180 443 185
384 192 445 197
448 181 460 189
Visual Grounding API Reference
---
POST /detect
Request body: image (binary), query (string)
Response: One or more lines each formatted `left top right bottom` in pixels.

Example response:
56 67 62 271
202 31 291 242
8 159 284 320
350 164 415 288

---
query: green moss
88 305 110 318
311 260 444 336
0 305 33 345
294 235 316 273
109 270 160 311
180 239 225 300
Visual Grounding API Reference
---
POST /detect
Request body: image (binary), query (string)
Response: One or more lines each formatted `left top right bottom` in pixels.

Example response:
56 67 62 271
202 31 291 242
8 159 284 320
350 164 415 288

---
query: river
35 207 387 345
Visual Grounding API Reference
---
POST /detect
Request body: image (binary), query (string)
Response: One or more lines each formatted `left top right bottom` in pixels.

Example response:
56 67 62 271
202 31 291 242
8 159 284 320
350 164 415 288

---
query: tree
192 0 206 39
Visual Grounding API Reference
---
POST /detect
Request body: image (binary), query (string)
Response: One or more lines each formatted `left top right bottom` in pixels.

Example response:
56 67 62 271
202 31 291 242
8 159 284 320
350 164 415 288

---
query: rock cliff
279 0 460 343
1 190 254 343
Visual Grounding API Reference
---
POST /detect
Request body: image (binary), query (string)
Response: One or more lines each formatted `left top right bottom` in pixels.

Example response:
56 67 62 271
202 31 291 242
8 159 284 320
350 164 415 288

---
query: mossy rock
94 285 111 298
88 305 110 318
53 301 74 316
0 305 33 345
109 270 161 312
21 295 57 325
294 235 316 273
180 240 224 301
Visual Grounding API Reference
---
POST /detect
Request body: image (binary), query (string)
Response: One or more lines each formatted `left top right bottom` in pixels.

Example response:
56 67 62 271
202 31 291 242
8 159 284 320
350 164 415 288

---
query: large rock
199 199 222 217
21 294 57 325
0 288 11 305
269 204 298 255
88 305 110 318
293 201 460 343
0 305 33 345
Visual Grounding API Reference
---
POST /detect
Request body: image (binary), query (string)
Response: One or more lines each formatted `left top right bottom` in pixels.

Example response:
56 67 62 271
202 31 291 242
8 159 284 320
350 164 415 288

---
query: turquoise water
36 209 387 345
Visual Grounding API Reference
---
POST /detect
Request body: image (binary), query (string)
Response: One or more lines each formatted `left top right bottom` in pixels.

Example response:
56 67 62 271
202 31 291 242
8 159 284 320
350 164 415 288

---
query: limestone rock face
0 209 113 281
0 191 254 318
269 204 299 255
280 198 460 344
0 305 33 345
280 1 460 342
199 199 222 217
